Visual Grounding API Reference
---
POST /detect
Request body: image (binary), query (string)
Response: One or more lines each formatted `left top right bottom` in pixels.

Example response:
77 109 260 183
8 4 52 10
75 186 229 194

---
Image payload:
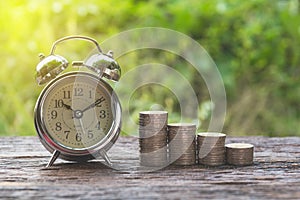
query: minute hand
82 98 105 113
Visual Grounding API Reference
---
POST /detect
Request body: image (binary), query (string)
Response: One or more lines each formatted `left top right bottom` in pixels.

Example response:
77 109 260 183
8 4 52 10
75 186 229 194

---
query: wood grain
0 136 299 199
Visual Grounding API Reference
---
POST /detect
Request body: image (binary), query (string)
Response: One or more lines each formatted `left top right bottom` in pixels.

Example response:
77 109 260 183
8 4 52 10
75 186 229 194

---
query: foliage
0 0 300 136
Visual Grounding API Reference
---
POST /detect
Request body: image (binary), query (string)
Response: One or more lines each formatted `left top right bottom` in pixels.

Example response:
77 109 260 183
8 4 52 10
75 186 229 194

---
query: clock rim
34 71 121 160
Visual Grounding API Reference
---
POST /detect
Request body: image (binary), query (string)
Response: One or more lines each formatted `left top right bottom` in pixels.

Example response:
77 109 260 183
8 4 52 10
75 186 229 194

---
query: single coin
197 132 226 137
225 143 254 149
139 110 168 115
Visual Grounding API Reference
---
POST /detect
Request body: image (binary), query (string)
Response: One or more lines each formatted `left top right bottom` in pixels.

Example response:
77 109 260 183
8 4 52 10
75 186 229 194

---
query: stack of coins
168 123 197 166
226 143 254 166
139 111 168 167
197 132 226 166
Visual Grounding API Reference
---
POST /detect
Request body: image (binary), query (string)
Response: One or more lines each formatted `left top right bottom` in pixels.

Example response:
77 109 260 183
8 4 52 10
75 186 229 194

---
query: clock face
38 72 116 150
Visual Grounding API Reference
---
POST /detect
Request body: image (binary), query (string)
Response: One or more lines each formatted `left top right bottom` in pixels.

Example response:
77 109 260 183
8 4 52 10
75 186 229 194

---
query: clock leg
46 150 60 167
99 150 112 166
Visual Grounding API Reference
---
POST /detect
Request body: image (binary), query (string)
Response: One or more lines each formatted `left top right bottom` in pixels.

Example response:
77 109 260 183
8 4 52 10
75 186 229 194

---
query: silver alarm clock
34 36 122 167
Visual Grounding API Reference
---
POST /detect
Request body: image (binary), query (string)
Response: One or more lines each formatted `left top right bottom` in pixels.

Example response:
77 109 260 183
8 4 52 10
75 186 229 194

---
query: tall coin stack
168 123 197 166
197 132 226 166
139 111 168 167
226 143 254 166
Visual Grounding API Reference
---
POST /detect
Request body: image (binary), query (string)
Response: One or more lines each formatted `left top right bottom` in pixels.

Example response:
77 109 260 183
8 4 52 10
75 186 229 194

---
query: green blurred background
0 0 300 136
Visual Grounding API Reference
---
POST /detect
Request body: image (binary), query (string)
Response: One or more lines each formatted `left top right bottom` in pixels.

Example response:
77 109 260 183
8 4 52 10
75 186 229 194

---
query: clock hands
72 98 104 131
61 101 74 111
60 97 105 120
82 97 105 113
78 117 86 134
61 101 80 119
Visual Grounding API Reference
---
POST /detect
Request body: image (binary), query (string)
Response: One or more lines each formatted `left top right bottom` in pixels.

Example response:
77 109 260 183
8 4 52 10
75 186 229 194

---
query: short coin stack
197 132 226 166
139 111 168 167
168 123 196 166
226 143 254 166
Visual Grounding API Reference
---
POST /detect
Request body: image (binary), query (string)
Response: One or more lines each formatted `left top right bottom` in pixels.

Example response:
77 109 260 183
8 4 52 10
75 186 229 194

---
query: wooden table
0 136 299 199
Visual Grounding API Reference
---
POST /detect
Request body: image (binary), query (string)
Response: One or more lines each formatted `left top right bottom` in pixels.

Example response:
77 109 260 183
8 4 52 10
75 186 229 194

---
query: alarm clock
34 36 122 167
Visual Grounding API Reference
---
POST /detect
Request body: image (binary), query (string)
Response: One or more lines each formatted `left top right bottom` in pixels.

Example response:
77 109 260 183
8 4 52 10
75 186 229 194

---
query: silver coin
197 132 226 137
140 110 168 115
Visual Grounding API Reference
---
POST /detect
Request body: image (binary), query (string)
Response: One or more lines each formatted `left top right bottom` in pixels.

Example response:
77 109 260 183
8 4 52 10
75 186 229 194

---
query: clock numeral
54 99 63 108
74 88 83 96
63 91 71 99
76 133 82 142
99 110 106 118
64 130 70 139
95 121 101 130
96 96 106 107
88 130 93 139
55 122 62 131
51 110 57 119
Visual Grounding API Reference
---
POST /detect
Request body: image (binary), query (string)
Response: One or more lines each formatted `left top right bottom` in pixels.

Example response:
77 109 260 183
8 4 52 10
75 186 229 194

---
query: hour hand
62 101 74 111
